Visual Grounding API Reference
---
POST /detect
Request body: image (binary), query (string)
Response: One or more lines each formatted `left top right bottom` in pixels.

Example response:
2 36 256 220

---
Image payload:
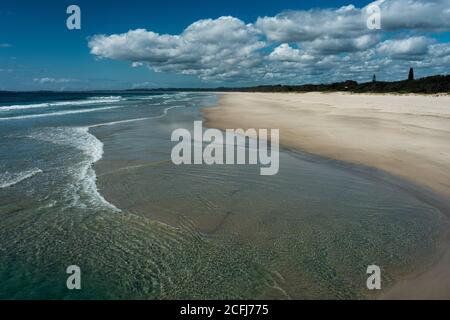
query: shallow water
0 92 448 299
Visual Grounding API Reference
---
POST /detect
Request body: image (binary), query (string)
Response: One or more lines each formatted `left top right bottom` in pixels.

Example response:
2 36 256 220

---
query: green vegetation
3 73 448 95
126 74 450 94
231 75 450 94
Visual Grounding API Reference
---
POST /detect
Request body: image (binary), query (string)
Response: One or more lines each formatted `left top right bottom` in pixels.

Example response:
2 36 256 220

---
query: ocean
0 91 448 299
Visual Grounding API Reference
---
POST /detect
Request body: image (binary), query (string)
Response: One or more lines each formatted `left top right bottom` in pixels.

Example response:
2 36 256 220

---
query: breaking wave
28 127 121 212
0 168 43 188
0 106 122 121
0 96 123 112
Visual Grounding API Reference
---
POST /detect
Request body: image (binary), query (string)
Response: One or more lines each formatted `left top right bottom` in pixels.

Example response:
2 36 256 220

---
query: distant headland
130 73 450 95
1 72 449 95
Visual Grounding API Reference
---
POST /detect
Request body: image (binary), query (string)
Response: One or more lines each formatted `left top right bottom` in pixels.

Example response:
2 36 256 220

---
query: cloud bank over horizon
88 0 450 84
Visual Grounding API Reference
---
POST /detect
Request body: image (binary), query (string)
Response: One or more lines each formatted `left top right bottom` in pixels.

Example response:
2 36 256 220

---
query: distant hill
229 75 450 94
126 75 450 94
2 75 449 95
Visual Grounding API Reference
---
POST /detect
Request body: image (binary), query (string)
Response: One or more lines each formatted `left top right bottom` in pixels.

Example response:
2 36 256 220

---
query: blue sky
0 0 449 90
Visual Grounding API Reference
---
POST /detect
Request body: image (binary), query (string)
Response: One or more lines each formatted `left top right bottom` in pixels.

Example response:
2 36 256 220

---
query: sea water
0 92 448 299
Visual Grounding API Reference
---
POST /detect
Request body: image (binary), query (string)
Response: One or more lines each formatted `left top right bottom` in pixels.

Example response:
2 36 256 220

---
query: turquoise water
0 92 448 299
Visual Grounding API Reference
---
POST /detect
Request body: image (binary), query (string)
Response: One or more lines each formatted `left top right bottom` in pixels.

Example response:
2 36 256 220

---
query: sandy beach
2 91 449 299
204 92 450 199
203 92 450 299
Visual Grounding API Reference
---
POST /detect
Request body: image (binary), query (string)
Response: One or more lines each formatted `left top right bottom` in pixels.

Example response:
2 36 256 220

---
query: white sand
202 92 450 299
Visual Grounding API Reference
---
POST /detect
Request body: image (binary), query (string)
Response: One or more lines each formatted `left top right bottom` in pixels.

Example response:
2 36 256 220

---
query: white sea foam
0 106 122 120
0 168 43 188
89 105 185 128
89 116 153 128
29 127 121 212
134 93 187 99
16 99 187 211
132 95 160 100
88 96 122 101
163 98 193 104
0 102 50 111
0 97 123 112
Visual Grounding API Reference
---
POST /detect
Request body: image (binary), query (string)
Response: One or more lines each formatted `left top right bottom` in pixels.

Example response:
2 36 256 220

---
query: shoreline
203 92 450 199
202 92 450 299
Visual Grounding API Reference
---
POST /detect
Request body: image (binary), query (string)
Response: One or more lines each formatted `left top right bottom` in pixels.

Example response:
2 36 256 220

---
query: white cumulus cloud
377 36 432 59
89 16 265 81
33 77 78 84
88 0 450 84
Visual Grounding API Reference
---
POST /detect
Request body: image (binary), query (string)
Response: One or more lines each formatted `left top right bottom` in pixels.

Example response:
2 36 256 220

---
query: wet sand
202 92 450 299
